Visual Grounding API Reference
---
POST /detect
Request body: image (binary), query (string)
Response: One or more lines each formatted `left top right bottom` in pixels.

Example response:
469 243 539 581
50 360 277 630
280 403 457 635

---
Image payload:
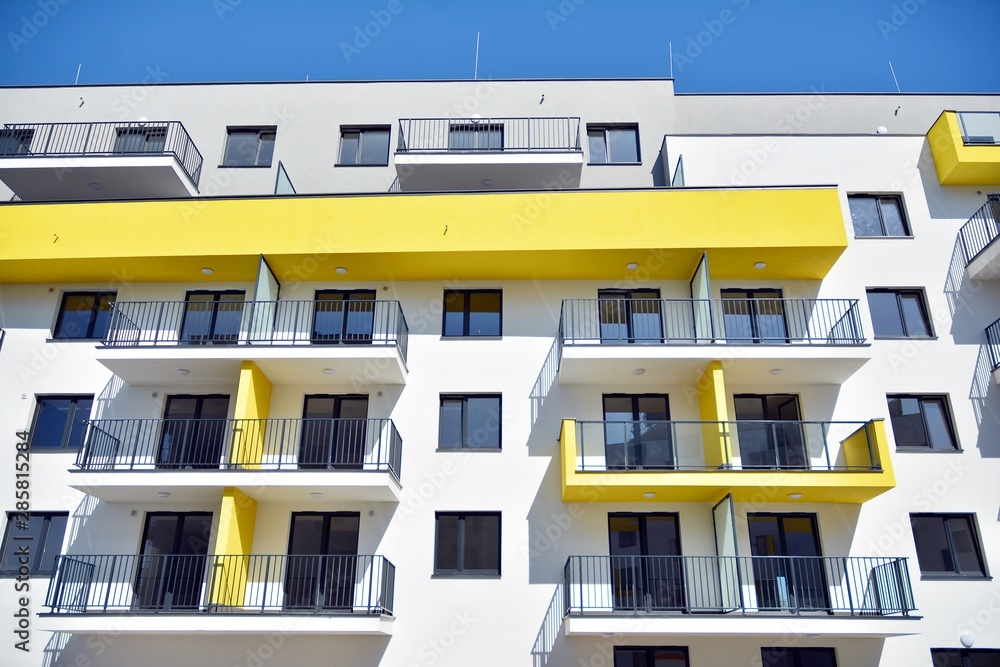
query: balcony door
598 289 663 343
113 126 167 153
602 394 673 470
298 395 368 470
721 289 789 343
157 395 230 469
312 290 376 344
448 122 503 151
734 394 807 469
285 513 360 610
608 513 685 612
748 514 830 612
133 512 212 611
180 290 245 344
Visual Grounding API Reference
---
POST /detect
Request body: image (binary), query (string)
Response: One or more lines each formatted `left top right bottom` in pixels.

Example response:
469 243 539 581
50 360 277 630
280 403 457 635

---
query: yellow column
209 487 258 608
230 361 272 469
698 361 731 468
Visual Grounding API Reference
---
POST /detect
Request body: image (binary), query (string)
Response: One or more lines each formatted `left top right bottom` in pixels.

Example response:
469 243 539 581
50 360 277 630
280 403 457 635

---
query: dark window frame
887 394 959 451
931 648 1000 667
866 288 934 338
848 194 912 237
29 395 94 450
221 126 277 167
338 125 391 166
587 123 641 164
759 647 839 667
0 511 69 577
433 511 501 576
442 289 503 337
612 646 690 667
52 290 117 340
910 513 989 578
438 394 502 450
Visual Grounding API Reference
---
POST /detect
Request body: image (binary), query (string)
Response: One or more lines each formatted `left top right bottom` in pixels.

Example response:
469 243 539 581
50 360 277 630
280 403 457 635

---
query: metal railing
1 121 203 187
77 417 401 480
559 298 864 345
564 555 915 616
45 554 394 615
958 195 1000 266
573 420 880 472
396 117 582 153
957 111 1000 145
987 317 1000 371
102 299 409 362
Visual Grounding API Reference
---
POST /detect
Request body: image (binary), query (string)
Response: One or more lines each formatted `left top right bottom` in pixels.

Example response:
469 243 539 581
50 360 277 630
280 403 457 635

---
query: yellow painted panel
697 361 730 468
230 361 272 469
928 112 1000 185
841 422 876 470
0 188 848 283
209 487 258 607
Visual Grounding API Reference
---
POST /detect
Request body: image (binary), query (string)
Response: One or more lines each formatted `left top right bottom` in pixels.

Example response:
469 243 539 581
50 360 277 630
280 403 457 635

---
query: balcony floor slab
564 614 920 638
37 614 394 636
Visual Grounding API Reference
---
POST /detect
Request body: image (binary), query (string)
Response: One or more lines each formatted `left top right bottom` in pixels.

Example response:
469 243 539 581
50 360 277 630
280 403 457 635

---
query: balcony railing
1 121 204 187
45 554 394 615
396 117 582 153
987 318 1000 371
559 298 864 345
958 111 1000 145
958 195 1000 266
574 420 880 472
564 555 915 616
77 417 401 479
103 299 408 361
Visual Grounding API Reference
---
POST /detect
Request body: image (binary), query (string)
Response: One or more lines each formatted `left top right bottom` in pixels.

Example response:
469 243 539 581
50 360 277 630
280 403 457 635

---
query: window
866 289 932 338
53 291 116 339
443 289 502 337
911 514 988 577
222 127 276 166
339 126 390 165
0 512 68 576
932 649 1000 667
448 121 503 151
438 395 501 450
613 646 689 667
759 648 838 667
434 512 500 576
0 128 34 155
887 395 958 450
588 124 640 164
29 396 93 450
113 126 167 153
180 290 246 344
848 195 910 237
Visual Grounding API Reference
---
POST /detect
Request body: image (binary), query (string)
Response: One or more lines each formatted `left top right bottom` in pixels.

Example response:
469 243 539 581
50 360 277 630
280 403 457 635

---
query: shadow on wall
531 586 565 667
970 346 1000 458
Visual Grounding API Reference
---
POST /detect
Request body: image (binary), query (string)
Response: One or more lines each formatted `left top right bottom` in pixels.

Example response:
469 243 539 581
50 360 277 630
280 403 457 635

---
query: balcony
928 111 1000 185
958 195 1000 281
563 555 917 638
558 298 869 385
39 554 394 635
394 117 583 191
98 299 408 385
0 121 203 200
988 318 1000 385
560 418 894 503
68 417 402 503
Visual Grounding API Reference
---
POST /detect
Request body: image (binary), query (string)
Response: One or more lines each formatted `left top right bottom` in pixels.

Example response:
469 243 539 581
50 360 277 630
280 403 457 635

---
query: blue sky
1 0 998 92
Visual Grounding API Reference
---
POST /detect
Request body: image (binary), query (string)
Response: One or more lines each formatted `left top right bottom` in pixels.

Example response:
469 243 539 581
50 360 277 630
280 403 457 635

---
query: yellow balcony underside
560 420 895 504
0 187 847 284
928 111 1000 185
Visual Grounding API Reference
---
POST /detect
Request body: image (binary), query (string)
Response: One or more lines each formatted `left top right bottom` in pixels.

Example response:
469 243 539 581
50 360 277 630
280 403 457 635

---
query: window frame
848 194 912 238
28 395 94 450
438 394 502 451
887 394 960 451
910 513 989 579
433 511 501 577
337 125 391 166
759 647 839 667
0 512 69 577
221 126 277 167
931 648 1000 667
442 289 503 338
865 288 934 339
587 124 641 165
52 290 117 340
612 646 690 667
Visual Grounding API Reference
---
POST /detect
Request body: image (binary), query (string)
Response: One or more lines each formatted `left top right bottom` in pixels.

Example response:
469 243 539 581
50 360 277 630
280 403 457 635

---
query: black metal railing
45 554 394 615
987 317 1000 371
559 298 864 345
573 420 880 472
396 117 582 153
957 111 1000 145
102 299 409 362
77 417 402 480
1 121 203 187
564 555 915 616
958 195 1000 266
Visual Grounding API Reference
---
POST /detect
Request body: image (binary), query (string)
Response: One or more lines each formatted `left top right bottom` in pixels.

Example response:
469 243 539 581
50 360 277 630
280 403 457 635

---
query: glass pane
782 516 820 556
435 514 460 571
38 514 68 572
748 516 781 556
55 294 97 339
289 515 326 554
644 516 681 556
327 515 360 555
608 515 642 556
607 127 639 163
224 131 259 166
92 294 115 339
448 127 474 150
443 291 466 336
849 196 883 236
793 649 837 667
652 648 690 667
636 396 672 468
930 650 964 667
598 292 629 343
466 397 500 448
755 293 788 341
32 399 73 448
921 399 956 450
67 398 93 450
758 649 794 667
888 397 928 447
1 515 46 571
343 292 376 341
959 111 1000 143
213 293 246 341
359 129 389 164
438 399 463 449
867 291 905 337
911 516 952 573
613 648 648 667
603 396 635 469
257 132 275 166
946 517 984 575
967 651 1000 667
340 131 360 164
721 293 754 343
313 292 346 341
629 293 663 342
899 293 930 337
463 514 499 572
588 130 607 163
468 292 501 336
880 197 908 236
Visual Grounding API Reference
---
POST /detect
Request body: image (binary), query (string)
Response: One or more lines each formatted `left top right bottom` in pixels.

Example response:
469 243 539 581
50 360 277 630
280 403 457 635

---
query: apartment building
0 78 998 667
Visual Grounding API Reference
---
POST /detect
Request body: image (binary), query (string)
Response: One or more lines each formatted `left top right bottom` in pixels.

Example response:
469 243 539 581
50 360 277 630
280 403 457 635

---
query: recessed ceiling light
88 182 102 191
335 267 348 275
201 267 214 275
323 368 336 375
157 491 171 498
754 262 767 270
770 368 784 376
310 492 323 499
481 179 493 187
626 262 639 270
633 368 646 375
176 369 190 376
788 493 802 500
643 492 656 499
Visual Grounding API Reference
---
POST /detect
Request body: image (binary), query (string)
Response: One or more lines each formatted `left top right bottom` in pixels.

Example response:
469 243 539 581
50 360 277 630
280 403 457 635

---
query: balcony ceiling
0 156 198 201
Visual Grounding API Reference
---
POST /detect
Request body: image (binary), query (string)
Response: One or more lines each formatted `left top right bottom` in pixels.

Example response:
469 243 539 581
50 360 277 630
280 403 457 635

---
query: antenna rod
474 31 480 80
888 60 901 93
669 42 673 78
74 63 81 85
